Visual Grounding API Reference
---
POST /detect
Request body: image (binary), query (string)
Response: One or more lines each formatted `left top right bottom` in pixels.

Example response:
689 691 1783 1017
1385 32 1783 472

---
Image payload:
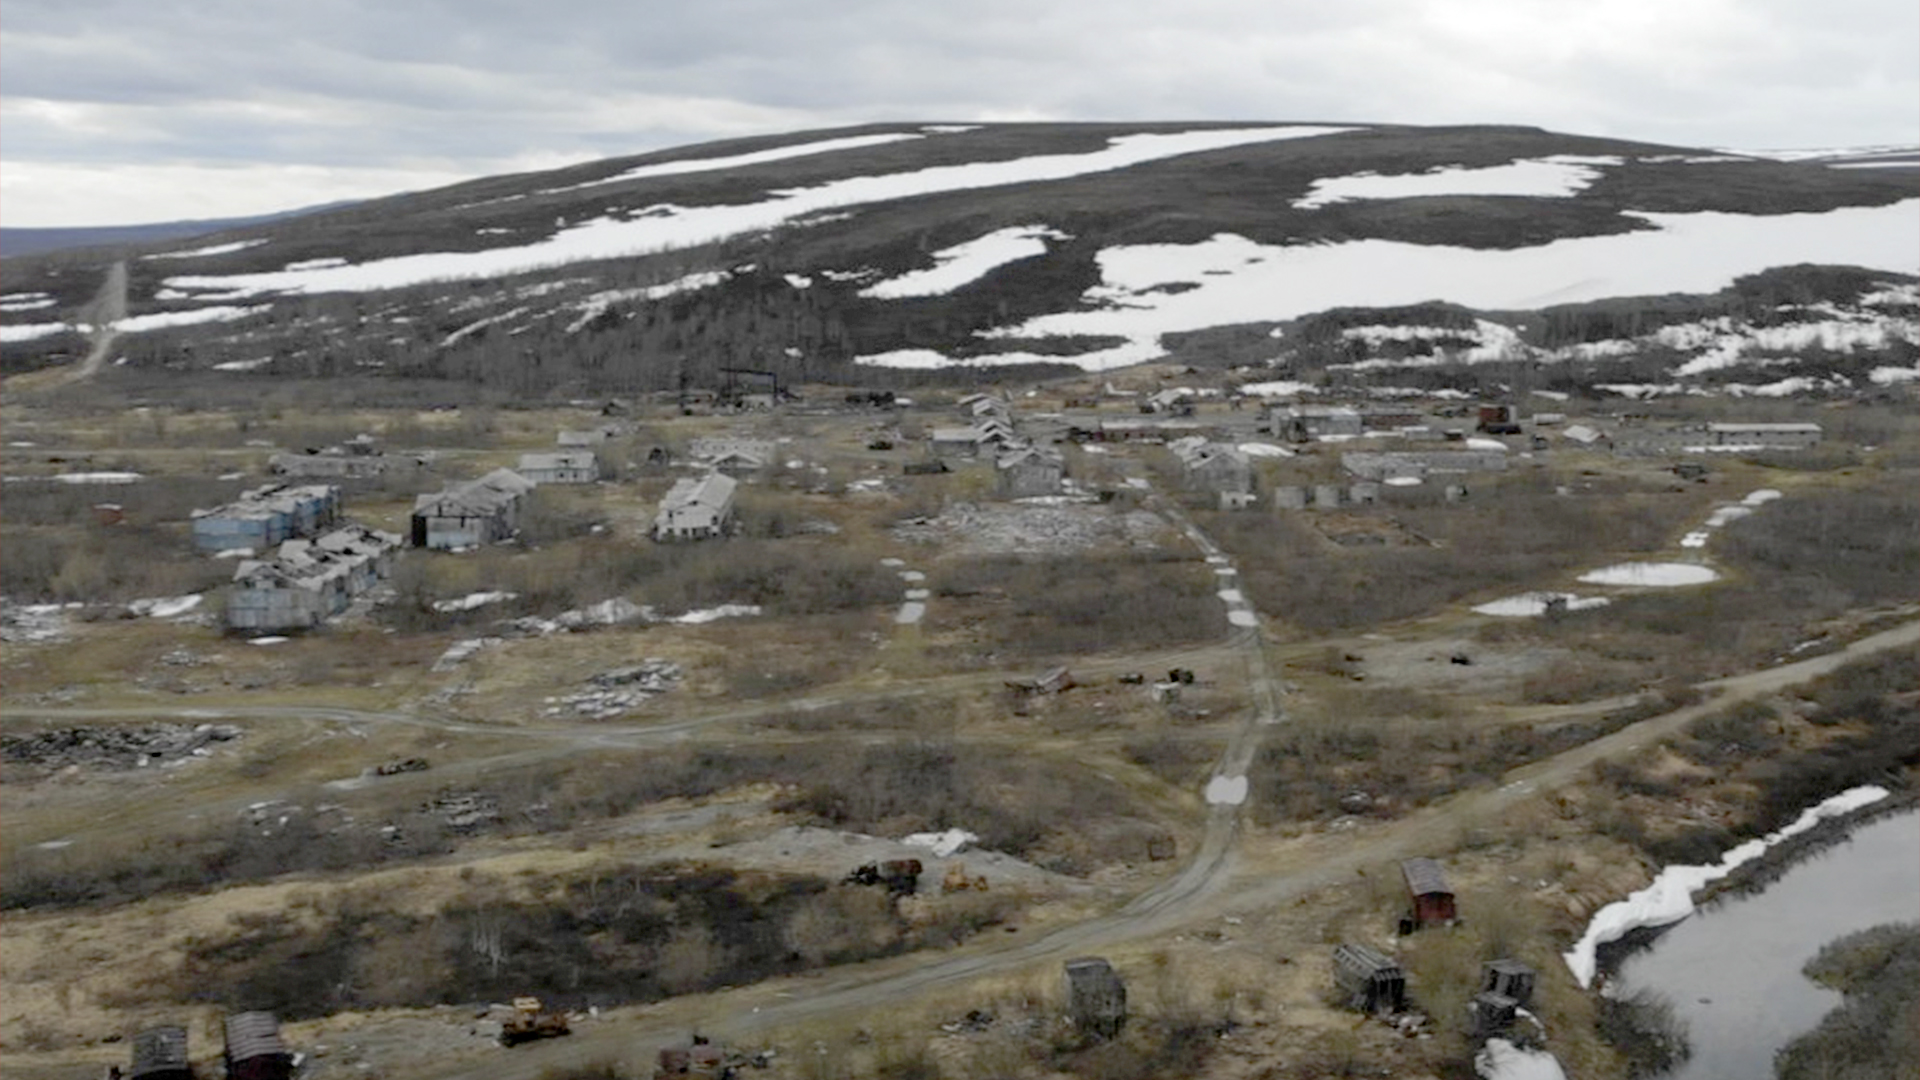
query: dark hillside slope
2 122 1913 395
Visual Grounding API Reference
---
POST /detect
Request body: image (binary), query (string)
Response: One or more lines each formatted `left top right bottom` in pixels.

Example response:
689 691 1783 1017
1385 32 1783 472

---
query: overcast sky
3 0 1915 227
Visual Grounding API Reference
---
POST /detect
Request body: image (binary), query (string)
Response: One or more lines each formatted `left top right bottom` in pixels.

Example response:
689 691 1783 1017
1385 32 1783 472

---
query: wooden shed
1400 857 1456 930
1481 959 1536 1006
1064 957 1127 1039
1332 943 1405 1014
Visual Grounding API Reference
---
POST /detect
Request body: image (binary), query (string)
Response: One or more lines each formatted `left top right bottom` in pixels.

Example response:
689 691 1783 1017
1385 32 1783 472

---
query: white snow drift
1293 155 1618 209
163 127 1354 298
1563 785 1889 987
859 226 1069 298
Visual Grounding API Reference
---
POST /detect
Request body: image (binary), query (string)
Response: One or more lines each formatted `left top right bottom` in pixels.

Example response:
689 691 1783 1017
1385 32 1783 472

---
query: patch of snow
54 472 142 484
975 201 1919 369
860 225 1070 298
0 322 79 343
1869 364 1920 385
921 124 981 134
1384 475 1423 486
1578 562 1719 587
147 239 268 259
1293 156 1616 209
214 547 255 559
1227 610 1258 627
168 127 1355 298
1472 592 1610 617
282 257 347 271
113 305 269 334
127 595 203 619
894 601 927 625
1217 588 1246 604
1703 506 1755 528
1238 380 1317 397
1476 1038 1567 1080
432 591 519 613
0 293 57 312
1531 389 1570 401
1563 784 1890 987
212 357 273 372
902 828 978 857
1680 531 1711 549
1742 489 1782 506
784 273 813 289
1237 442 1294 458
537 132 926 195
441 305 531 347
248 635 290 646
1465 437 1510 452
1205 775 1249 805
564 272 730 333
669 604 762 624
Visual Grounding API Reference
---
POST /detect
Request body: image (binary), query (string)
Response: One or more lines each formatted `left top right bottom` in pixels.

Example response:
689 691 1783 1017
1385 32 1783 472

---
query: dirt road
400 618 1919 1079
63 261 126 385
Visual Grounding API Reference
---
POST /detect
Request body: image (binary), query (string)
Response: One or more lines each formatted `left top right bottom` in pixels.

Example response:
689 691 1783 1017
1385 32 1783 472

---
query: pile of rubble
0 601 83 644
423 790 502 831
892 502 1165 555
543 660 684 718
2 723 242 772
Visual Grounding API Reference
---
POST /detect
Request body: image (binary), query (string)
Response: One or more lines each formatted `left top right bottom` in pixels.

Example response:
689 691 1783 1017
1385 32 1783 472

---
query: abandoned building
1269 404 1363 442
1333 943 1406 1014
1064 957 1128 1039
1142 388 1195 415
224 1011 295 1080
516 450 601 484
1400 857 1457 930
1707 421 1823 449
995 446 1064 498
409 468 534 549
191 483 342 552
652 471 738 541
930 426 984 456
226 526 401 632
1172 439 1254 496
1341 448 1509 482
129 1024 192 1080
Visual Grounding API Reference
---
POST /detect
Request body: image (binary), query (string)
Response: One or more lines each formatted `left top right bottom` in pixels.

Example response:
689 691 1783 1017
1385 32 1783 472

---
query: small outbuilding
224 1011 294 1080
995 446 1064 498
516 450 600 484
1400 857 1456 930
1332 943 1406 1014
1481 959 1537 1006
1064 957 1128 1039
129 1024 192 1080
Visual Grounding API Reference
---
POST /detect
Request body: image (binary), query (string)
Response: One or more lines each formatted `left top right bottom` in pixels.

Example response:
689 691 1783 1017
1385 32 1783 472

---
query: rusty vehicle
499 996 571 1046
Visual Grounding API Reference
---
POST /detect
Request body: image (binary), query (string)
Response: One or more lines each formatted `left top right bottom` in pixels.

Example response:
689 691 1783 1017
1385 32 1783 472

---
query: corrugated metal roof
1400 857 1451 897
224 1011 288 1063
131 1025 190 1076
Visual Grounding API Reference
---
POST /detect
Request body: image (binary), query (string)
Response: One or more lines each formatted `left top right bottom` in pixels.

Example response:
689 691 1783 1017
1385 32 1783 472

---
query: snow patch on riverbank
1563 784 1891 987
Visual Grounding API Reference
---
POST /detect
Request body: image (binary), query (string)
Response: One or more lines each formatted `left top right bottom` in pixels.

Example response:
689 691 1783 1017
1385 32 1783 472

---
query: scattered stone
2 723 241 773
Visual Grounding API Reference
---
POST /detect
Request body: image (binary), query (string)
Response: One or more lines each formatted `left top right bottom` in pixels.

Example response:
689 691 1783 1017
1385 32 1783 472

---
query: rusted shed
224 1011 293 1080
129 1024 191 1080
1400 857 1455 928
1064 957 1127 1039
1332 943 1405 1014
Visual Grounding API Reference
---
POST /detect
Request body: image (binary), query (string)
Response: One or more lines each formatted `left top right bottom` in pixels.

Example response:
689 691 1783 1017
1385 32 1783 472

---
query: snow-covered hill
2 122 1914 394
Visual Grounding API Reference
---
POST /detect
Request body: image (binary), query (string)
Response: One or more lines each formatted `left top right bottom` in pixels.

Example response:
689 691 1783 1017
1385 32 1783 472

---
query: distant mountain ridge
0 200 359 259
1 122 1913 397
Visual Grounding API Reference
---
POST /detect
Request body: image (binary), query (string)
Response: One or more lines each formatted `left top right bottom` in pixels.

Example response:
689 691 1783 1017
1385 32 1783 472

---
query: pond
1612 810 1919 1080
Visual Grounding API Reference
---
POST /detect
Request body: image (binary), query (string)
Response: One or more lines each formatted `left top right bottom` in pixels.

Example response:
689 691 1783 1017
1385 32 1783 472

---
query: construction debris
941 861 990 893
542 660 685 718
844 859 923 896
2 723 241 773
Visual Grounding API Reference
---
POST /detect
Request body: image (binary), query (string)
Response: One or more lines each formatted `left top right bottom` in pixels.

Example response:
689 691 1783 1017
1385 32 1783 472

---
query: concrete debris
891 501 1165 555
425 791 501 831
543 660 684 717
2 723 241 772
431 637 502 672
0 601 83 644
